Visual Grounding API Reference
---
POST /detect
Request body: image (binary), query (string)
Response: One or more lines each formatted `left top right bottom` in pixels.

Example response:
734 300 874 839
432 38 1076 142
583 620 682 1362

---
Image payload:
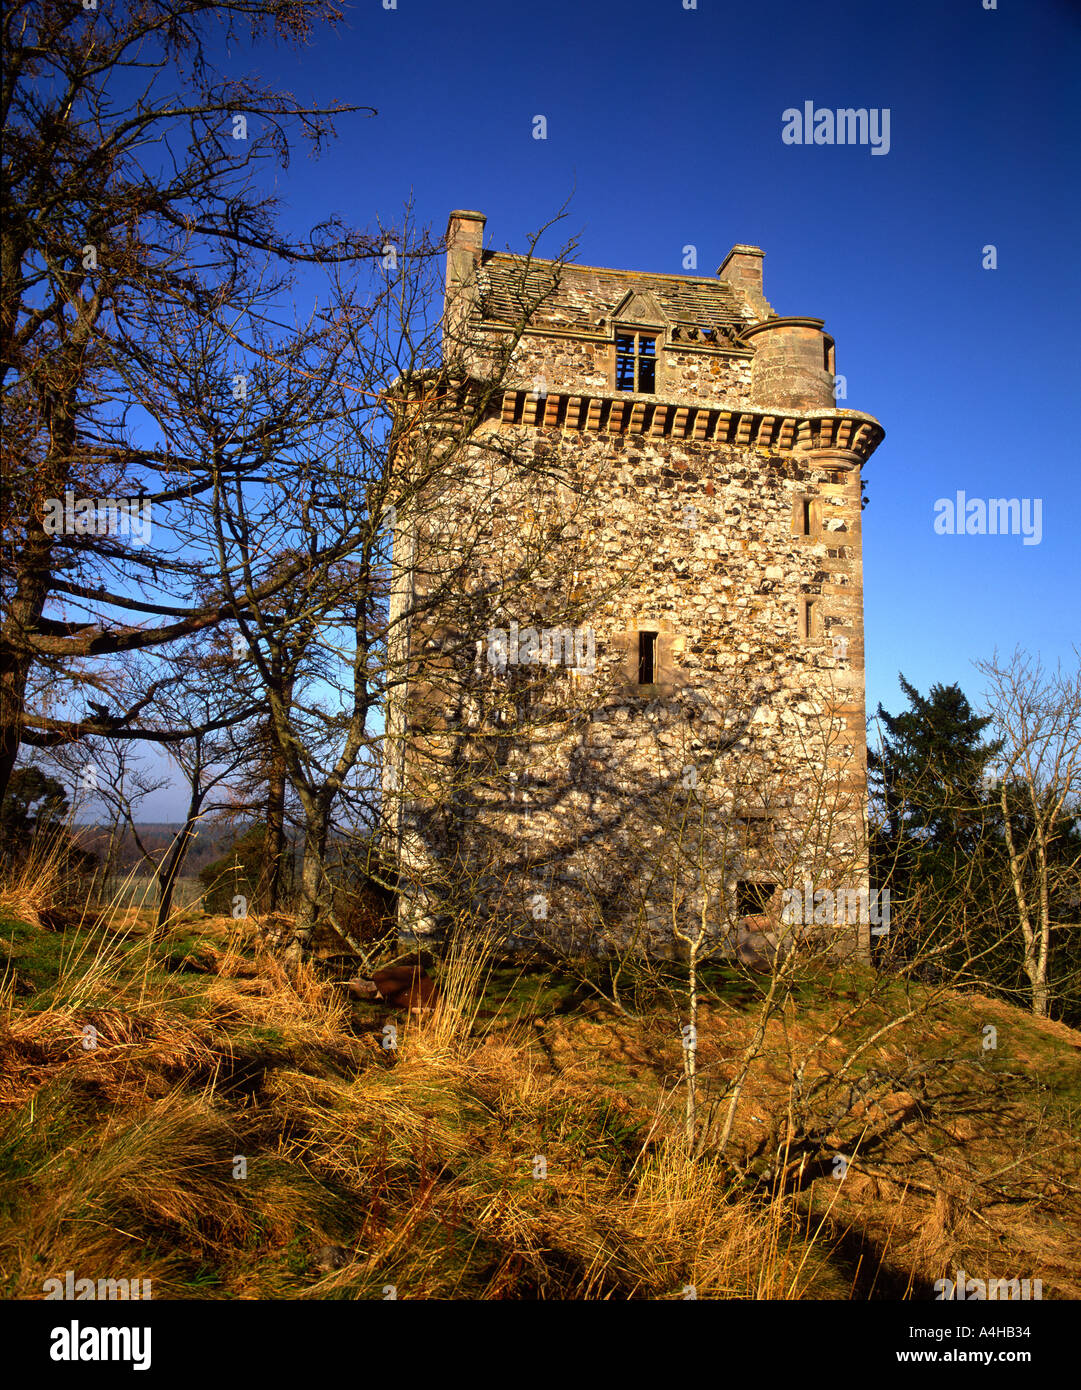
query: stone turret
743 316 837 411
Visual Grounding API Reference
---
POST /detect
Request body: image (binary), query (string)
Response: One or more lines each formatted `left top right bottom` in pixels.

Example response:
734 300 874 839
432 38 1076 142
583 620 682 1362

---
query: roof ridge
481 249 740 291
478 258 754 334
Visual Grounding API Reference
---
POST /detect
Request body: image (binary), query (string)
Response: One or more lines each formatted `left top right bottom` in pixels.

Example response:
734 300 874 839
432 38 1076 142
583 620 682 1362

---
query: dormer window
616 331 656 394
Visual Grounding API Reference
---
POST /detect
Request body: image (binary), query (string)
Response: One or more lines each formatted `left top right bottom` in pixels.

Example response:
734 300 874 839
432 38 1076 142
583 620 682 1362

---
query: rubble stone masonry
384 211 885 965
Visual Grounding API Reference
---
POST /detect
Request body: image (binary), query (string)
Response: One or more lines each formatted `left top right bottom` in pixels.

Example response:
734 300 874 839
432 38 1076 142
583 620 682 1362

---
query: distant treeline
72 823 242 877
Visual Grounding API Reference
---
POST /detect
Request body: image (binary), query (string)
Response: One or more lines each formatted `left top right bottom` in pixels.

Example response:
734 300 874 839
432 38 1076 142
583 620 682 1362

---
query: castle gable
608 287 668 329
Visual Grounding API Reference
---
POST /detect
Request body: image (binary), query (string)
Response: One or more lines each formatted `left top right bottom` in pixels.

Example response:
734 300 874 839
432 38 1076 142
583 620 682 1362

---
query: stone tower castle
383 210 885 963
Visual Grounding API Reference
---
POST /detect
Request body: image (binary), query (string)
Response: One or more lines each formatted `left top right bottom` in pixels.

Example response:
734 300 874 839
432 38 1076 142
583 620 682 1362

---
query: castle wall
506 333 755 406
385 216 884 962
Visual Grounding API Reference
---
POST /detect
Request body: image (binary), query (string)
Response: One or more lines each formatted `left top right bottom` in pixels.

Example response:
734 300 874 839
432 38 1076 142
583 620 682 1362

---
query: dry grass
0 829 75 925
1 860 1077 1300
401 925 495 1061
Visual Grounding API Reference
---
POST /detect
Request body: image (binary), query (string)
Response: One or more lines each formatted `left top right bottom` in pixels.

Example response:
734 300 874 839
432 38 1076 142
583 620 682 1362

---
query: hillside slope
1 904 1077 1300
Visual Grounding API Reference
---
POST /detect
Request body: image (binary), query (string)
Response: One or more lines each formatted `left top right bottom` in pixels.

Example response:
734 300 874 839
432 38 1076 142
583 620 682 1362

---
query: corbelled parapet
490 384 882 463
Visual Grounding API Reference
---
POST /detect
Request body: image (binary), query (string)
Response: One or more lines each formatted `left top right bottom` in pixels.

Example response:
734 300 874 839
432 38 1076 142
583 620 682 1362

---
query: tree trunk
0 594 46 803
0 662 28 807
283 800 329 973
99 810 124 904
1031 812 1052 1019
0 361 76 803
265 729 287 912
1000 784 1045 1017
684 934 698 1151
156 797 202 934
156 742 205 933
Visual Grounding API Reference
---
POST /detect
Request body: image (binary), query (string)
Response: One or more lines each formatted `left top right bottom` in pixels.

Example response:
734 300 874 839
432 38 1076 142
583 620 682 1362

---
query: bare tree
41 729 167 899
1 0 380 799
141 636 260 929
196 208 580 971
977 647 1081 1018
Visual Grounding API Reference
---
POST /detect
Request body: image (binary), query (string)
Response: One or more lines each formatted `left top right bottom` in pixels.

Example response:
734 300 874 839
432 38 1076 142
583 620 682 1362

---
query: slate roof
476 252 752 340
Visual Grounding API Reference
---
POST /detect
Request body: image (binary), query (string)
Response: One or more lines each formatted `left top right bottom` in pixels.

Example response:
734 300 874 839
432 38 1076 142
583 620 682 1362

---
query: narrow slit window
638 630 657 684
615 332 657 394
793 495 818 538
804 599 817 639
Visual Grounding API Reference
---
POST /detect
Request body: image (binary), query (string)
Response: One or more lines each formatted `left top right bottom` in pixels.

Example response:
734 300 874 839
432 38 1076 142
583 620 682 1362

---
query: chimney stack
717 244 764 295
445 210 486 352
447 209 486 263
717 244 770 319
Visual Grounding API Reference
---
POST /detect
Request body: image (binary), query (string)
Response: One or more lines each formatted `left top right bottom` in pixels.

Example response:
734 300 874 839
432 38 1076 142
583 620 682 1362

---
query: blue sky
138 0 1080 816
